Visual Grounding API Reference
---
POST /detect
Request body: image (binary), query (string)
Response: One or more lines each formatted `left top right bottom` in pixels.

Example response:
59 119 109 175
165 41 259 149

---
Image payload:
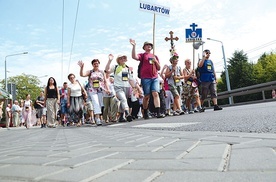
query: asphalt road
116 101 276 133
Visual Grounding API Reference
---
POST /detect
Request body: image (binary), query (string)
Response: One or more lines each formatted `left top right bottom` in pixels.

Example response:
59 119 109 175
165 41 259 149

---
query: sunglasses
206 52 211 54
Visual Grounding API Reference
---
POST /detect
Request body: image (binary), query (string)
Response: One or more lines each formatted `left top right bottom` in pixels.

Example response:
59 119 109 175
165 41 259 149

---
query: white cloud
1 0 276 89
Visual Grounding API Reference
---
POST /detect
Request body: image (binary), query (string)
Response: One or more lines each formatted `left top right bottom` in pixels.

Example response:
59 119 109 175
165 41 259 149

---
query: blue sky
1 0 276 87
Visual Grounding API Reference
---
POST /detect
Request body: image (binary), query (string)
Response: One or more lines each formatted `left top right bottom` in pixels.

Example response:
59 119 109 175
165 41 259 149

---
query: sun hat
116 55 127 64
143 41 153 50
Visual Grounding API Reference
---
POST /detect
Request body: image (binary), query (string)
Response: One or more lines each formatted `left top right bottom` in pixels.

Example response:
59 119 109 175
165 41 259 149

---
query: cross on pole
165 31 179 51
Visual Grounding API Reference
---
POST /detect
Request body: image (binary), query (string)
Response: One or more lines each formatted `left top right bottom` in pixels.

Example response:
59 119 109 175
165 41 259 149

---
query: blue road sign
185 23 202 42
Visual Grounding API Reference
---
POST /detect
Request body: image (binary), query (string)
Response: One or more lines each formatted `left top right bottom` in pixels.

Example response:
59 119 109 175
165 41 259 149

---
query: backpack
114 64 129 75
33 100 38 109
33 97 39 109
137 54 144 78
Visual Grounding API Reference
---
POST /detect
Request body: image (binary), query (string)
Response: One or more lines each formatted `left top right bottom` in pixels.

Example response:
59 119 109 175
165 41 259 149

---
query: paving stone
42 159 133 182
124 158 221 171
155 171 276 182
0 164 66 180
229 147 276 170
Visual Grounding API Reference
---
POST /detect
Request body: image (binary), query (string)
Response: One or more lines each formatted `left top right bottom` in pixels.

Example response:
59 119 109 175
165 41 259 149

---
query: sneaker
189 110 194 114
178 110 185 115
173 111 180 116
118 117 127 122
199 107 205 112
157 113 165 118
194 108 199 113
214 105 223 111
96 118 102 126
126 115 133 122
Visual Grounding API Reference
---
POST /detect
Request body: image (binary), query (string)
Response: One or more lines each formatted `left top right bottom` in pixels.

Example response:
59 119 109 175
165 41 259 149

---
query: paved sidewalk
0 126 275 182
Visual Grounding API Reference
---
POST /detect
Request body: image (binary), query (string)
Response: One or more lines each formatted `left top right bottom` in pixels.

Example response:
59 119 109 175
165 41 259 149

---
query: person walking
44 77 60 127
0 101 3 122
11 100 21 127
198 49 222 111
160 65 174 116
105 54 139 122
130 39 165 119
165 54 185 115
183 59 204 113
59 82 68 126
67 73 87 127
102 73 120 123
5 103 11 129
78 59 109 126
36 91 47 128
22 94 33 129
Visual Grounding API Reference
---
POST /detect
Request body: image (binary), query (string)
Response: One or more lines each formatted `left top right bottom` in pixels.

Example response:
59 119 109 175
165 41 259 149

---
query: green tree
227 50 255 88
0 74 42 102
218 50 256 103
253 52 276 83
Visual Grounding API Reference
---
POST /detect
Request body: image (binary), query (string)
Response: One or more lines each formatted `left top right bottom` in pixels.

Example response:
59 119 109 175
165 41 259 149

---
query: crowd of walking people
2 39 223 129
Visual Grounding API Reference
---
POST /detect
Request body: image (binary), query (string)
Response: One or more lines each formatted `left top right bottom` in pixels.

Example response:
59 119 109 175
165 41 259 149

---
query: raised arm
198 52 206 68
78 60 91 77
104 54 114 74
130 39 139 60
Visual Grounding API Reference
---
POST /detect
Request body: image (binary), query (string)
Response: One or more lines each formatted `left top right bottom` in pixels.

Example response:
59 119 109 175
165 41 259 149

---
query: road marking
80 159 135 182
108 123 126 127
151 138 180 152
136 137 164 147
34 168 71 181
132 122 200 128
175 140 201 159
71 152 119 168
143 171 163 182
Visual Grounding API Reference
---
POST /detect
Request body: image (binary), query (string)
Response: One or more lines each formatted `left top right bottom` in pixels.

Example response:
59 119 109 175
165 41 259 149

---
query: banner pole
153 13 156 55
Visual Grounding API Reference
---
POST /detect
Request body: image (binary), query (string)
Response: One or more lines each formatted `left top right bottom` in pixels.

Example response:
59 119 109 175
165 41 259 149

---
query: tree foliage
0 74 42 102
253 52 276 83
217 50 276 104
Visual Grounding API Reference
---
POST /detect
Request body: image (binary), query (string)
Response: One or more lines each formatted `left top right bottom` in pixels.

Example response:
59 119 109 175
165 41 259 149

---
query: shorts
182 84 199 99
141 78 160 96
60 103 68 114
201 81 217 100
169 84 182 98
37 108 43 118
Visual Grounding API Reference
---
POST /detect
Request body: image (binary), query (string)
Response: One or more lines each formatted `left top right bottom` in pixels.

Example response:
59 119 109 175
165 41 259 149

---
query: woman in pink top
78 59 110 125
22 94 32 129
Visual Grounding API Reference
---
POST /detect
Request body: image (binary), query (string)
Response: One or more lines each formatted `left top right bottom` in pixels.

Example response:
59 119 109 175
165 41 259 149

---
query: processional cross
165 31 179 53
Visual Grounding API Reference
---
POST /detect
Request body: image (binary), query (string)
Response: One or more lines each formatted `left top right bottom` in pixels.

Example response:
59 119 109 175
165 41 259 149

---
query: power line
245 40 276 54
68 0 80 75
61 0 64 82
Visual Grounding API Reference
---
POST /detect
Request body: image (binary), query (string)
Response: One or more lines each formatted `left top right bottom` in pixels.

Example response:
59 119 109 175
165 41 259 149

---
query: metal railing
206 80 276 107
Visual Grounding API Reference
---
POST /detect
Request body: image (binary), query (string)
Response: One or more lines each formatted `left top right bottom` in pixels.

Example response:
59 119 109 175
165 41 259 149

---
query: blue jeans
141 78 160 96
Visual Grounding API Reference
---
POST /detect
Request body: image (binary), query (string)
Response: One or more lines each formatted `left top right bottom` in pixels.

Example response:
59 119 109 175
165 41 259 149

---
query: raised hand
78 60 84 68
108 54 114 61
129 39 136 46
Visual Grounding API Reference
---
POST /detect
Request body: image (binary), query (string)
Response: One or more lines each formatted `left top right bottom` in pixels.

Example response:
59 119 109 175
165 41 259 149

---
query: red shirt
138 53 159 79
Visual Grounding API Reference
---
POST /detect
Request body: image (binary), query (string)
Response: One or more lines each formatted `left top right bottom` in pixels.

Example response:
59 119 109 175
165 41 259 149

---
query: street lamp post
5 52 28 92
207 38 232 105
193 41 205 66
